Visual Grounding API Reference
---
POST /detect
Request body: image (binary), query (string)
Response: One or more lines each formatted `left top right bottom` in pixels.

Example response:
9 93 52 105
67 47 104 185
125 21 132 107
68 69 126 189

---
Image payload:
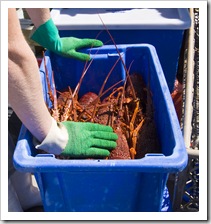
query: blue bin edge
13 44 188 174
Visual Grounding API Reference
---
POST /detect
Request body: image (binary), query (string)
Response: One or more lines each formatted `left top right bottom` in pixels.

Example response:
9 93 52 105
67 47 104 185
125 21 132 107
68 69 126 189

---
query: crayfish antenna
91 56 122 121
42 51 54 105
51 70 60 121
98 14 136 100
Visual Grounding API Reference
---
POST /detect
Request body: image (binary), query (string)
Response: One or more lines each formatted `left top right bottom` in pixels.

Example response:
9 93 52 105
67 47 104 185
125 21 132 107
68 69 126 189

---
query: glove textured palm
61 122 117 158
31 19 103 61
35 119 118 158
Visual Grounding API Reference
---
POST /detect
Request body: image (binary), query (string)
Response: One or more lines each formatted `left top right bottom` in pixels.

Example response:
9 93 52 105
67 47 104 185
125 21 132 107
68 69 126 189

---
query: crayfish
41 49 160 160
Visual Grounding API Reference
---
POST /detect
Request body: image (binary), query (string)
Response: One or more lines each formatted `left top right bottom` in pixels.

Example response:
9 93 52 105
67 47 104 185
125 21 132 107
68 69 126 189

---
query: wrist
31 18 62 52
34 118 68 155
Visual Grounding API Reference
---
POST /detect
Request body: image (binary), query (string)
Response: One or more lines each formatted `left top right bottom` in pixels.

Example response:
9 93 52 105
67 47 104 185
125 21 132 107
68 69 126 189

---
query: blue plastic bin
50 8 191 92
13 44 187 212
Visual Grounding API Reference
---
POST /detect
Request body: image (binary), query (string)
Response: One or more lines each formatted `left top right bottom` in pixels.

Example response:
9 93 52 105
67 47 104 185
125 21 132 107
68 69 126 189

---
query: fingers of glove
60 37 103 60
91 131 118 141
86 147 110 158
64 121 115 133
81 39 103 48
67 50 91 61
61 37 103 48
90 138 117 150
84 122 114 132
70 38 103 49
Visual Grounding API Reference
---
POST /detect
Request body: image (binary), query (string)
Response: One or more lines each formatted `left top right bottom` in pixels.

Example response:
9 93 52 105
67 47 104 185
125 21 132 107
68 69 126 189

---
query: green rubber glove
35 118 118 158
31 18 103 61
61 121 117 158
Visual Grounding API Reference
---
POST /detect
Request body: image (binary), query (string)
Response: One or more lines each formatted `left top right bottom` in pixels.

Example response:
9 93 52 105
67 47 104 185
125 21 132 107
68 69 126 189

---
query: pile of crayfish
42 51 161 160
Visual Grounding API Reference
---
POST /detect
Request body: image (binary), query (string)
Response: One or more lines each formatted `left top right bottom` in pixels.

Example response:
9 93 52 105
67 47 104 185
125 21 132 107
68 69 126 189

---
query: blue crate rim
13 43 188 173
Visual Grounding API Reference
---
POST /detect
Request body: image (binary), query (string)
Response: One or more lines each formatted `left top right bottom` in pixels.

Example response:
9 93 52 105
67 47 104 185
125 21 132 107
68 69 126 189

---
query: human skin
25 8 50 28
8 8 52 142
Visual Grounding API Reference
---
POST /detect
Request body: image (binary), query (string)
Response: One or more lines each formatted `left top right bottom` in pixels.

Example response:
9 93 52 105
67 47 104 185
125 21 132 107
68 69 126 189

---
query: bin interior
39 44 178 159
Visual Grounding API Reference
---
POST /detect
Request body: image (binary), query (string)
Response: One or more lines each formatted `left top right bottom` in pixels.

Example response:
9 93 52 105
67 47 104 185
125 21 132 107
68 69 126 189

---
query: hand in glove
31 18 103 61
35 118 118 158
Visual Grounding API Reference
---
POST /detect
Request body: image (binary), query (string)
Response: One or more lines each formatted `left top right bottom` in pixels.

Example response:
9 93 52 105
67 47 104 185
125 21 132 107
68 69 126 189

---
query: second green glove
31 18 103 61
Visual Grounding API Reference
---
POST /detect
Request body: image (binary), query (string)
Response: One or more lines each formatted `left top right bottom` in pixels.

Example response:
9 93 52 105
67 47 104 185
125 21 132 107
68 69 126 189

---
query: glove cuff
31 18 62 52
34 117 68 155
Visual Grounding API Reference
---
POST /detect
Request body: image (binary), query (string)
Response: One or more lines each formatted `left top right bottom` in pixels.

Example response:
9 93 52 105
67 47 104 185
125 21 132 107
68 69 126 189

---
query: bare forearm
8 9 52 142
25 8 51 28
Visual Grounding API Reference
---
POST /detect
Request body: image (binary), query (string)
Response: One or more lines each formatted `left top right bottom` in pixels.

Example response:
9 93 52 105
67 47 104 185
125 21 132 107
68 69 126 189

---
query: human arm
8 8 52 142
8 9 117 157
25 8 51 28
25 8 103 60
